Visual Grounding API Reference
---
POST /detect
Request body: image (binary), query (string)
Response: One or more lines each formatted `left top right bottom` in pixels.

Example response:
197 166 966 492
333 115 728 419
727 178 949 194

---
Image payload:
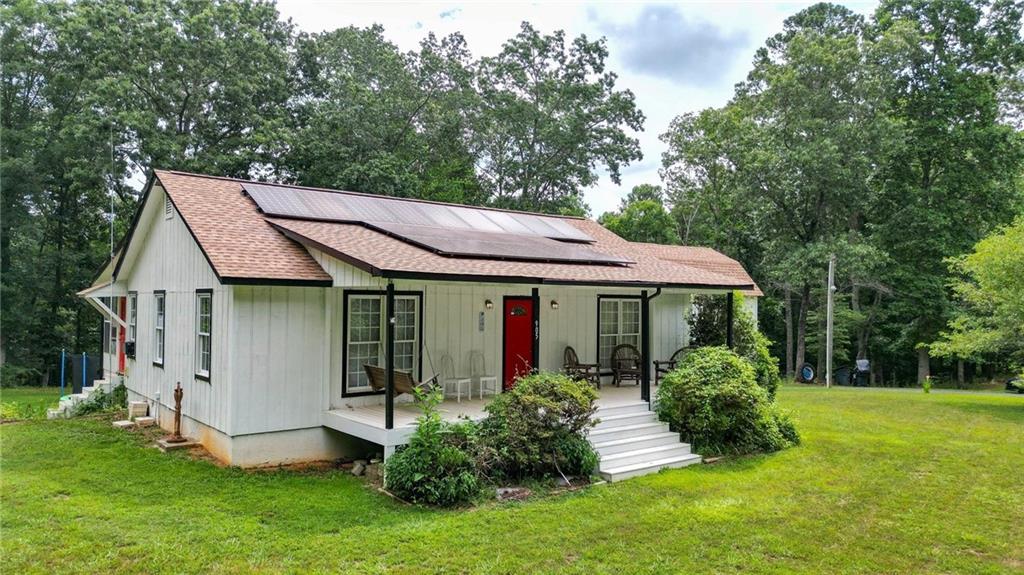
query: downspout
640 287 662 404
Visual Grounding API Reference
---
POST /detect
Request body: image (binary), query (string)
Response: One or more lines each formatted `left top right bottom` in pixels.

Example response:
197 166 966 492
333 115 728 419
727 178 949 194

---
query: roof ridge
156 169 588 221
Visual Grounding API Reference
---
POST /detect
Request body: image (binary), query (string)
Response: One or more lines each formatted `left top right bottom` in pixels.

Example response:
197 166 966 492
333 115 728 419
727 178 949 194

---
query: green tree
473 23 645 214
598 199 680 244
930 217 1024 374
871 0 1024 382
286 26 485 203
662 3 891 378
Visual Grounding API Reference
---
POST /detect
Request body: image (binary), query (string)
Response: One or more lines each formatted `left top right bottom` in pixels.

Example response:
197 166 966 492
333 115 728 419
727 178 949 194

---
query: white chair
439 354 472 403
469 351 499 399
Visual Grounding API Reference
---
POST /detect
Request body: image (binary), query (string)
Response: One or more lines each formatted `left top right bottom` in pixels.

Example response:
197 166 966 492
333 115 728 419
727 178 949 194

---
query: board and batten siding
117 185 233 434
308 249 695 409
229 285 328 435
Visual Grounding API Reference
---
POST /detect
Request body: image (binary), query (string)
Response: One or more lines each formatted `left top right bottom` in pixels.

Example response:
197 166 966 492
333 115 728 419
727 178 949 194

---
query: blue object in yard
800 363 815 382
59 348 66 398
70 353 98 394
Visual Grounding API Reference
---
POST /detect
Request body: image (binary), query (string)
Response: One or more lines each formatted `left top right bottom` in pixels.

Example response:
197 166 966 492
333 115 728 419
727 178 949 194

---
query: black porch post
385 281 395 430
531 287 540 372
726 290 735 349
641 289 651 403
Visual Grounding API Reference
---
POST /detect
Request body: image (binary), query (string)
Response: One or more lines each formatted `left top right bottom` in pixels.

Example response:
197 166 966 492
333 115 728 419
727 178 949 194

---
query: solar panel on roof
371 223 632 265
240 182 622 264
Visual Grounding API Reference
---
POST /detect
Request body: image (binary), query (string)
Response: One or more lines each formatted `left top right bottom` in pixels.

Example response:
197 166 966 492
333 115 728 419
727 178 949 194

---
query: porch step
599 453 703 482
593 401 650 418
599 443 692 468
588 399 701 482
591 431 681 456
593 410 658 430
589 421 670 442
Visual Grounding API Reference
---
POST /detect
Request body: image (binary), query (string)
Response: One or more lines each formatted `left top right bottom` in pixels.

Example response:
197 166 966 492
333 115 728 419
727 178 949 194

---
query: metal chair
563 346 600 388
654 347 690 386
611 344 642 387
438 353 472 402
469 351 499 399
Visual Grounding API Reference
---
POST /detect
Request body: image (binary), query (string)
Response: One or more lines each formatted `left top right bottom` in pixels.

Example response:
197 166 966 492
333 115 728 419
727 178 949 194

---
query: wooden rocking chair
363 364 440 396
563 346 600 388
654 347 690 386
611 343 642 387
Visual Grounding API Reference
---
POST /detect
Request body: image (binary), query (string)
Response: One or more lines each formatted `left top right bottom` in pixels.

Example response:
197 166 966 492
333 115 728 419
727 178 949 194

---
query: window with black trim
598 297 641 367
195 291 212 380
344 292 420 395
154 292 165 366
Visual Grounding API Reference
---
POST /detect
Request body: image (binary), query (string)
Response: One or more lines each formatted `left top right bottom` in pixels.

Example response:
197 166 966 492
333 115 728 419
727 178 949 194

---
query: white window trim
127 293 137 343
195 291 212 380
598 297 642 367
154 292 165 366
344 293 420 396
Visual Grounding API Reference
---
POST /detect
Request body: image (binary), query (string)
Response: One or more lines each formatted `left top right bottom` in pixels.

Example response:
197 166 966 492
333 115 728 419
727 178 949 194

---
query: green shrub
71 384 128 416
478 372 599 480
1 365 41 388
690 293 781 398
384 388 480 507
655 346 798 455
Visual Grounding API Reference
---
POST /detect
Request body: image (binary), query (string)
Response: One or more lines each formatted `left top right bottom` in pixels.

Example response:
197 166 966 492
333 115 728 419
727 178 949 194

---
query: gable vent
164 195 173 219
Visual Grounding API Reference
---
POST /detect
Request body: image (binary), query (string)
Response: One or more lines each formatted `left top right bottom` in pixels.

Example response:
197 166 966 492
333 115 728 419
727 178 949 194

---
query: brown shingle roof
133 170 757 291
155 170 332 285
629 243 763 296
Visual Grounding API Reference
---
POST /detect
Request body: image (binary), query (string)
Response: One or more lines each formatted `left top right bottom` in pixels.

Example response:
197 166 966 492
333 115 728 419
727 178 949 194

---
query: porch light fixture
484 299 494 310
550 299 559 310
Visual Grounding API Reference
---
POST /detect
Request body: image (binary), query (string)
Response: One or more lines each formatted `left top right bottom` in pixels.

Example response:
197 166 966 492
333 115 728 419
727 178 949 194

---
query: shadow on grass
941 398 1024 425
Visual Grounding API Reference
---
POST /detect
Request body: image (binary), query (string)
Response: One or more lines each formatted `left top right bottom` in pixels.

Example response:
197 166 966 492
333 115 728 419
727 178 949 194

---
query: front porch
322 384 649 454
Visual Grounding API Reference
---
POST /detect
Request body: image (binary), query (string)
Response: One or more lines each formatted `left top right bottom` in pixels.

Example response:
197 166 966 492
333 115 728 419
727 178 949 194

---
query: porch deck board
323 385 648 447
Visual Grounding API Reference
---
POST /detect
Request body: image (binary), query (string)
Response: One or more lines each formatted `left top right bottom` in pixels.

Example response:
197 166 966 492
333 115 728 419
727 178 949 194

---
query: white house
80 170 761 478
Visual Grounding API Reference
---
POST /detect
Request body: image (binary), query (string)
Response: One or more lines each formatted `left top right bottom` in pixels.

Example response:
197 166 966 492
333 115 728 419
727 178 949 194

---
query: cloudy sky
276 1 877 215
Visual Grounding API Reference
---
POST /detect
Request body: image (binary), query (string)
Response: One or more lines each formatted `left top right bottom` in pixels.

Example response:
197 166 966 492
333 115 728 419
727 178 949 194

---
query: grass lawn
1 386 61 420
2 386 1022 574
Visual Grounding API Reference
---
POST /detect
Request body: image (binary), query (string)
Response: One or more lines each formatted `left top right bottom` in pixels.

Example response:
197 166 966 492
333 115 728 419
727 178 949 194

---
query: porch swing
363 341 442 397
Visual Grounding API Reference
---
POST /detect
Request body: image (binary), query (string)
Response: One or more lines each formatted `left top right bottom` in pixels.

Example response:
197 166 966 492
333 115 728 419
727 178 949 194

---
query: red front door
503 297 535 389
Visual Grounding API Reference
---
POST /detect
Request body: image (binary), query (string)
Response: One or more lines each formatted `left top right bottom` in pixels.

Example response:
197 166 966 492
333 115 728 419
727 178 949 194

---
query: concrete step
592 431 683 456
599 453 702 482
599 443 692 469
592 411 658 430
589 421 670 442
593 401 650 418
46 407 69 420
134 416 156 427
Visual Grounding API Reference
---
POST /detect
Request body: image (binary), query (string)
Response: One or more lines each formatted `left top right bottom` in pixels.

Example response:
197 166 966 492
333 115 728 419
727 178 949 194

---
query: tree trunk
957 359 965 388
795 283 811 381
784 288 794 379
916 346 930 385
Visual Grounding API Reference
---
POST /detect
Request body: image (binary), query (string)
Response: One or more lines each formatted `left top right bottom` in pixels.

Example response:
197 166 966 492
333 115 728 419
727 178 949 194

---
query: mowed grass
2 387 1022 574
1 386 61 420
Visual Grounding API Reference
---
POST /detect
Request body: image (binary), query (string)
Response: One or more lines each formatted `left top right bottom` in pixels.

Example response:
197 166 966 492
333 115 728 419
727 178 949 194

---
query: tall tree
871 0 1024 382
598 184 679 244
473 23 645 214
662 3 891 378
285 26 484 203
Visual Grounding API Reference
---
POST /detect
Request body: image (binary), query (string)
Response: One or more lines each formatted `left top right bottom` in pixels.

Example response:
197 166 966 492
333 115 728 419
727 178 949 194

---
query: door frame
501 290 540 389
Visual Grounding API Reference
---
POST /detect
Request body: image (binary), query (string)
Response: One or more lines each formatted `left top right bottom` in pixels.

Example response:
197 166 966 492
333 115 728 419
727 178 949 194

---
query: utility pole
825 254 836 388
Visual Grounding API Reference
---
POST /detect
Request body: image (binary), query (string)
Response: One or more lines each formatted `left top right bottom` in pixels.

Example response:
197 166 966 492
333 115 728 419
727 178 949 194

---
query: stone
134 416 156 427
495 487 531 501
128 401 148 419
364 463 380 482
156 437 200 452
112 420 136 429
351 462 366 476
